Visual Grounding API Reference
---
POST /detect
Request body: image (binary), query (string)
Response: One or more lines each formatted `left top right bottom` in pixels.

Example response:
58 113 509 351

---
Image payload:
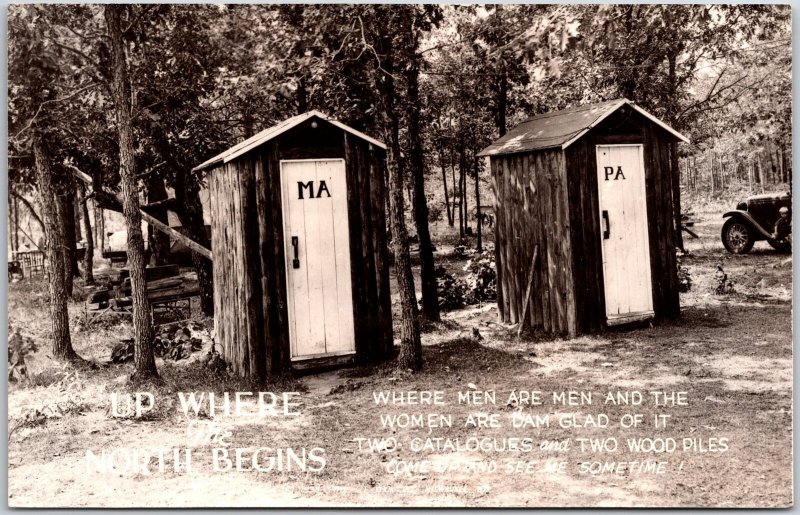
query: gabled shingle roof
478 98 689 157
193 110 386 172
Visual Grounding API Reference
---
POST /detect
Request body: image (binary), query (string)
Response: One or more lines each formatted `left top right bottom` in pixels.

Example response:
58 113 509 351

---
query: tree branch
46 37 102 70
12 83 100 141
10 190 45 233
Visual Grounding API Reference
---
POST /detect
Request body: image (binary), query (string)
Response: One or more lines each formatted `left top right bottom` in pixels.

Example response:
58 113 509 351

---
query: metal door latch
291 236 300 268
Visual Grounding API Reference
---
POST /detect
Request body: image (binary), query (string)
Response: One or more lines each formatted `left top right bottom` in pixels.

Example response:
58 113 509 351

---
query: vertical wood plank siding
491 149 577 335
207 119 392 380
493 107 680 336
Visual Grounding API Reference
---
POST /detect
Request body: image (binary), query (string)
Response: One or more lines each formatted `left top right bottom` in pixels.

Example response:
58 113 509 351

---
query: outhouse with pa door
193 111 393 380
479 99 689 336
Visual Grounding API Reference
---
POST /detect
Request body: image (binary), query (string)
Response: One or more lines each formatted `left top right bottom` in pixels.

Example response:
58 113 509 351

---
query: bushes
8 326 38 383
463 251 497 303
434 250 498 311
434 266 467 310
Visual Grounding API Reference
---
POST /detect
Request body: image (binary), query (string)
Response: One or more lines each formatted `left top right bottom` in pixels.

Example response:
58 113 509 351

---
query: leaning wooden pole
68 165 212 261
517 244 540 337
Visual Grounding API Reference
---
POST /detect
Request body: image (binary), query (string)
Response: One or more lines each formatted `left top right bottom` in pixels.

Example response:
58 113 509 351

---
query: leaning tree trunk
106 5 158 380
32 134 79 362
439 143 452 226
80 184 95 285
406 53 439 322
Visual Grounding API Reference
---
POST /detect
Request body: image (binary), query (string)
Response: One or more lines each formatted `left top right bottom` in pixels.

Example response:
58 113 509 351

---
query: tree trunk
32 134 79 362
11 194 19 252
462 150 468 236
296 74 309 114
56 189 76 295
73 191 82 242
475 156 482 252
61 186 80 277
174 167 214 316
11 190 45 234
449 150 457 228
106 5 158 380
457 141 465 240
80 184 95 285
377 28 422 372
439 143 452 226
97 207 105 255
406 52 439 322
666 51 684 252
497 62 508 137
780 143 789 185
144 174 171 266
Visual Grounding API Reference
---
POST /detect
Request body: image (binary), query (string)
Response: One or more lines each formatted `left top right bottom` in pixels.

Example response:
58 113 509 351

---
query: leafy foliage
8 326 38 383
463 250 497 303
434 266 467 311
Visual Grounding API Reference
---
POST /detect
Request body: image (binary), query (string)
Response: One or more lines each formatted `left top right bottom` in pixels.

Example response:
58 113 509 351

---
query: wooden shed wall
565 109 681 333
491 149 577 335
207 119 393 380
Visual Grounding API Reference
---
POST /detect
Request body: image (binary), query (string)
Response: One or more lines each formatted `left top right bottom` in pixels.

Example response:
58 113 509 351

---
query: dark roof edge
478 99 689 157
192 111 386 173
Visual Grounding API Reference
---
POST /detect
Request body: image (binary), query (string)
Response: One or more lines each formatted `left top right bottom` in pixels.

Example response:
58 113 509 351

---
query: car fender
722 210 773 239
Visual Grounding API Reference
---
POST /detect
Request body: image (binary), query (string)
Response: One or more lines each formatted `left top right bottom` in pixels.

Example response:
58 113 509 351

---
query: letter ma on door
194 111 395 380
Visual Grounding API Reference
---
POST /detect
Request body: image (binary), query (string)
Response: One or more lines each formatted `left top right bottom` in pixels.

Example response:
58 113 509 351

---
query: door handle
602 210 610 239
291 236 300 269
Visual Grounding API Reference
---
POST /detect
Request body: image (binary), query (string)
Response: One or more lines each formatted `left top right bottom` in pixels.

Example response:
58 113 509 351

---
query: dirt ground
6 214 793 508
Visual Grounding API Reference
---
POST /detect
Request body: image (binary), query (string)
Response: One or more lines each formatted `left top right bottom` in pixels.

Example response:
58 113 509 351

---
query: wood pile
85 264 200 312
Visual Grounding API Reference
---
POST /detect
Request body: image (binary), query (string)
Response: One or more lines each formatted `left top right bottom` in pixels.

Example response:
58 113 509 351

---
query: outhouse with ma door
479 99 689 336
193 111 393 379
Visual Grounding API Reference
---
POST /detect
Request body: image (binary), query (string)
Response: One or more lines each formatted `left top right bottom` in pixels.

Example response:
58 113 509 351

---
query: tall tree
104 5 158 380
8 5 85 362
32 136 81 361
375 8 424 371
405 13 440 322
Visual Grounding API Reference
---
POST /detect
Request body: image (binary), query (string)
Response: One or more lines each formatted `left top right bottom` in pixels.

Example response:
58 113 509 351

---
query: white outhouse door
280 159 356 360
595 145 654 325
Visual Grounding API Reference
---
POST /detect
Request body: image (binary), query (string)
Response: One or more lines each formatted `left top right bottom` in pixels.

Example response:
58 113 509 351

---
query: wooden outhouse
479 99 689 336
193 111 393 378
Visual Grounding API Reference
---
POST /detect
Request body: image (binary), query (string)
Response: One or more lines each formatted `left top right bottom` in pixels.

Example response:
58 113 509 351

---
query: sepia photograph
5 3 793 508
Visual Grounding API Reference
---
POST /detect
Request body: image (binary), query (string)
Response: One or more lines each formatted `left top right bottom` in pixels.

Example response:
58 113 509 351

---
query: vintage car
721 191 791 254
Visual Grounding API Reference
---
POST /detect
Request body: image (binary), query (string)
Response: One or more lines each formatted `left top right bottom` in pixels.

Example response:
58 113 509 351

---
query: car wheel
768 239 792 253
722 218 755 254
